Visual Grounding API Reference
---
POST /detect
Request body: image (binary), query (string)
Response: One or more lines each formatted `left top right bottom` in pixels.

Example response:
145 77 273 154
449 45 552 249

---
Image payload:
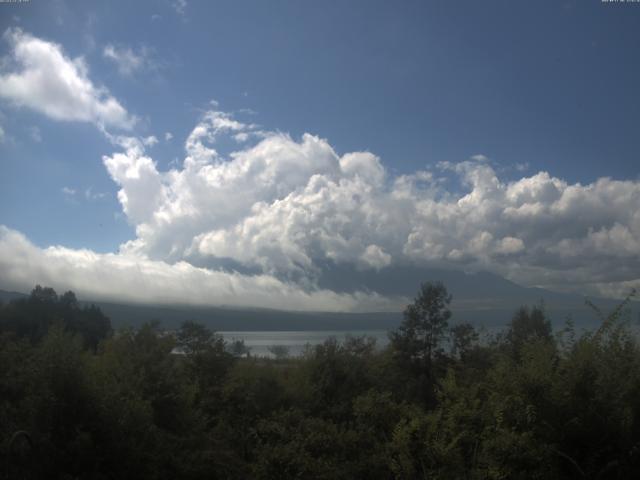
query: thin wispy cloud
142 135 158 147
173 0 187 16
84 187 106 201
28 125 41 143
103 44 160 77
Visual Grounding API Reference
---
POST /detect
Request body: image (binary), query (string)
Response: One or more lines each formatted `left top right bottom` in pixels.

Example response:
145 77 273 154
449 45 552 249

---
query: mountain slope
2 268 636 331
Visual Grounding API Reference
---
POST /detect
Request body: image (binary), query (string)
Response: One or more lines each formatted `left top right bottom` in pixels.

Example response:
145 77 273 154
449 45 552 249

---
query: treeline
1 284 639 479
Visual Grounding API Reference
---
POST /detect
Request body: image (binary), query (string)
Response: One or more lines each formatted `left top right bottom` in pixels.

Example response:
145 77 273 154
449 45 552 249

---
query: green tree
391 282 452 366
0 286 111 349
302 336 376 421
268 345 290 360
29 285 58 304
176 320 234 418
176 320 224 355
389 282 452 403
505 305 552 357
450 322 479 360
228 338 251 357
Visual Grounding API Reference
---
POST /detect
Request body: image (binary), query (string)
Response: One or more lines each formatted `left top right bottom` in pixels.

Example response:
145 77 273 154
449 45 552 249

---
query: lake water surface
219 323 612 358
219 330 390 357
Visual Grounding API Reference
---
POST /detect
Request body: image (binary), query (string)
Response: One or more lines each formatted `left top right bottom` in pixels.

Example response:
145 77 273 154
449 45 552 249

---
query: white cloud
233 132 249 143
143 135 158 147
97 106 640 299
173 0 187 16
496 236 525 255
103 44 159 77
165 131 173 141
0 226 400 312
2 103 639 304
102 139 166 224
61 186 105 201
0 125 4 144
182 108 257 167
360 245 392 270
84 187 106 201
0 29 135 130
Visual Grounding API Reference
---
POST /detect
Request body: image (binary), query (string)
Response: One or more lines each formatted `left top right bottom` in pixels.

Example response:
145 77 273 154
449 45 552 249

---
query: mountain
2 268 636 331
87 301 402 331
318 265 637 329
0 289 28 303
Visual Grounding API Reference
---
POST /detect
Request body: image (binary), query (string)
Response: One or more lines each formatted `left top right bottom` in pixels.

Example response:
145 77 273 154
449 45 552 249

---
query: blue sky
0 0 639 309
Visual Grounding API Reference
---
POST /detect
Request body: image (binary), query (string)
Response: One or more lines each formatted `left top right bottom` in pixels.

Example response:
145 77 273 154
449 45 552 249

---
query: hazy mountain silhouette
1 268 636 331
0 289 29 303
318 265 637 330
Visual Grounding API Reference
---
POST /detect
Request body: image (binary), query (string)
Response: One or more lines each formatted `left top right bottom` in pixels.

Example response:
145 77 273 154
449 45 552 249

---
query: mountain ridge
2 268 636 331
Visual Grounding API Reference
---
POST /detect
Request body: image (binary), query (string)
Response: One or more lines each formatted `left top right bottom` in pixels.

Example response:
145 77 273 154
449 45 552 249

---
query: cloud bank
0 29 135 129
0 226 399 312
1 103 638 307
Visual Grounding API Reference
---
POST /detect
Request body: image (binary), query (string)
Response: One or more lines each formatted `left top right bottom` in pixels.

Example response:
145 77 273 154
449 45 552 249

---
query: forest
1 283 639 479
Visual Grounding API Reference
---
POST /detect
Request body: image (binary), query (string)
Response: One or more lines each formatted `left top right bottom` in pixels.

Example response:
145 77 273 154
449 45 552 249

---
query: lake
219 330 391 357
217 323 616 358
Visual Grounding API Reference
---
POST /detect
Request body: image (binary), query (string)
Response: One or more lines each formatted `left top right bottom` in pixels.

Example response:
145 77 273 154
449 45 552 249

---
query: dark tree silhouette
390 281 452 367
389 281 452 404
506 304 552 354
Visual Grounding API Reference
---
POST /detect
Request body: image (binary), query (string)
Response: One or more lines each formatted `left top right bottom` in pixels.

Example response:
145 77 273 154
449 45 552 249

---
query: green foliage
227 338 251 357
302 336 377 420
1 284 640 478
389 281 452 404
267 344 290 360
450 321 479 359
391 281 452 367
0 285 111 349
505 304 553 356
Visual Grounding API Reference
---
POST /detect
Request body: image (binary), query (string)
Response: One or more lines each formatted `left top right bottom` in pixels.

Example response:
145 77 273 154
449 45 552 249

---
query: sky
0 0 639 311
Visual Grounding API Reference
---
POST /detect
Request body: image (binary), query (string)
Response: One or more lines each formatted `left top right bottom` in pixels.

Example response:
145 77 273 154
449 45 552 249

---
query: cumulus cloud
96 107 640 299
102 136 166 224
0 29 135 130
1 102 638 305
360 245 392 270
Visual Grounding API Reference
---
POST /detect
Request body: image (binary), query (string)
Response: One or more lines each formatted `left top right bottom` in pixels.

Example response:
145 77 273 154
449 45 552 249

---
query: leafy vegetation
1 284 639 479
